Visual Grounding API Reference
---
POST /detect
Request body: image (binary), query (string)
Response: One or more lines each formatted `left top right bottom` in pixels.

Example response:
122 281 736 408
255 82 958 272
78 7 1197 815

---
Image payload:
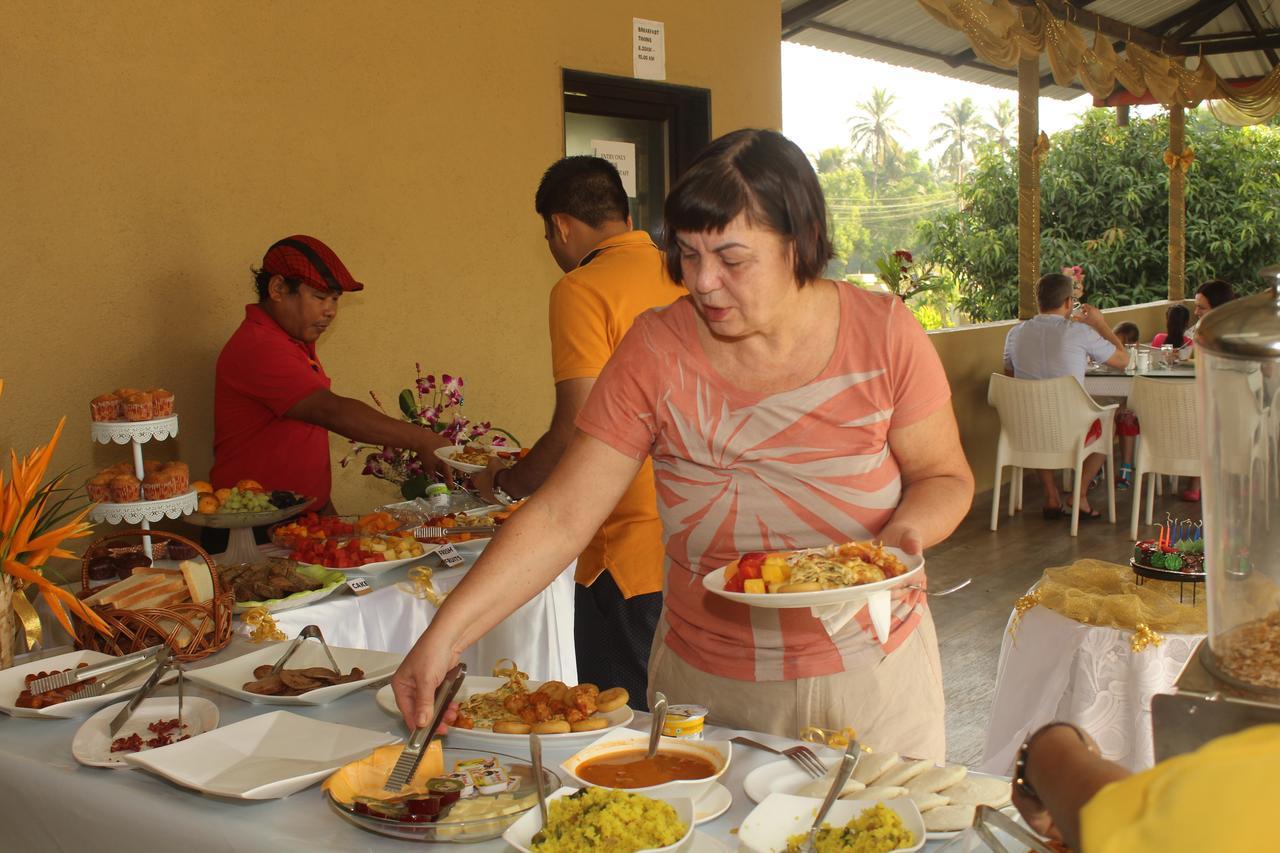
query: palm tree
847 88 903 200
931 97 982 185
983 100 1016 148
814 147 848 175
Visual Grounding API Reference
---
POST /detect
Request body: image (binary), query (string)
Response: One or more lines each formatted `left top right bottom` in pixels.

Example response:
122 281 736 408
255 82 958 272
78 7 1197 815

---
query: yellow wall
1 2 782 517
930 301 1179 495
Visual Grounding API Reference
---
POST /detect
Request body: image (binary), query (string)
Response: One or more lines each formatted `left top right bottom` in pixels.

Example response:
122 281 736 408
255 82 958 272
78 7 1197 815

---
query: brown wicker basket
76 529 233 662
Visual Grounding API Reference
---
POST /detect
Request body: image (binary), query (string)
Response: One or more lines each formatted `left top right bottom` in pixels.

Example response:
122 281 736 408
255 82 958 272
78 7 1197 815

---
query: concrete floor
927 472 1202 766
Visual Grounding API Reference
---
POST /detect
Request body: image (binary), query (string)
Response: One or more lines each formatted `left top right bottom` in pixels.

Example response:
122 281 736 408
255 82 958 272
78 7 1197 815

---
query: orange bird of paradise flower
0 380 110 638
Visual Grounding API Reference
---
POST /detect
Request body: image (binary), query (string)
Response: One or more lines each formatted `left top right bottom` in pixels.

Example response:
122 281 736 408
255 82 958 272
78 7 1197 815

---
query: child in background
1113 322 1139 346
1151 305 1191 350
1111 321 1140 488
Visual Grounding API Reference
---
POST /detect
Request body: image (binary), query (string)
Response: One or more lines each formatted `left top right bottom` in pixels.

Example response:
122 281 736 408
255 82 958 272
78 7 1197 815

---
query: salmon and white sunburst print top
576 283 954 682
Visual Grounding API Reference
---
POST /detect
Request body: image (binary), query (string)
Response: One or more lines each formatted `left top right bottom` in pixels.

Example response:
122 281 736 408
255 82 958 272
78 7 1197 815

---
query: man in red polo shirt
212 235 448 514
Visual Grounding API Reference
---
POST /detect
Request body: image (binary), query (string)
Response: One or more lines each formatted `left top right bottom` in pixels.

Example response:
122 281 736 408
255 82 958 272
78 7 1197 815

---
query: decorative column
1017 55 1041 320
1166 105 1187 302
1117 104 1130 126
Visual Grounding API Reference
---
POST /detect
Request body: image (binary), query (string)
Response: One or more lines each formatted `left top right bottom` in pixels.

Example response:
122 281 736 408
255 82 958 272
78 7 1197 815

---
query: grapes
221 487 275 513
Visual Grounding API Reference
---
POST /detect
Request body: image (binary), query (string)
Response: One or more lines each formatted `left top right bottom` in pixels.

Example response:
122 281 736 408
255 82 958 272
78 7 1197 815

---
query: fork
731 736 827 779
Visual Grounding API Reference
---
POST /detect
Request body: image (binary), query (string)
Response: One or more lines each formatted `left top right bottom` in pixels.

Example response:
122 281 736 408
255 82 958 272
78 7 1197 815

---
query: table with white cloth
980 602 1204 775
1083 363 1196 398
228 543 578 684
0 640 1005 852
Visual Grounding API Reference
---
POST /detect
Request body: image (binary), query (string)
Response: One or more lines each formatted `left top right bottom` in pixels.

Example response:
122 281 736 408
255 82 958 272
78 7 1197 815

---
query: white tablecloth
981 603 1203 775
231 545 578 684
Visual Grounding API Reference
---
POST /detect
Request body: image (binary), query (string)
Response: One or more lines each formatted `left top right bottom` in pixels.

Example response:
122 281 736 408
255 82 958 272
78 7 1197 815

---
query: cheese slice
179 560 213 604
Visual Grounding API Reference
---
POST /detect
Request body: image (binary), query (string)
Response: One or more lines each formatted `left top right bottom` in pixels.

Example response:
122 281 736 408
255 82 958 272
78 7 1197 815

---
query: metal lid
1195 267 1280 359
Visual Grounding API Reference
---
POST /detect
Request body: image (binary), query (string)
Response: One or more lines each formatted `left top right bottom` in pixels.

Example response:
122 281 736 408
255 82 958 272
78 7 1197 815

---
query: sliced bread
179 560 213 604
86 573 165 607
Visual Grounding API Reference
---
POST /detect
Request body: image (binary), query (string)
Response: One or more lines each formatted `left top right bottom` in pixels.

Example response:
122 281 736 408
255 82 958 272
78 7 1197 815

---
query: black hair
1036 273 1074 312
1195 278 1236 309
1166 304 1191 348
534 156 630 228
252 267 305 301
1112 321 1140 345
661 129 833 287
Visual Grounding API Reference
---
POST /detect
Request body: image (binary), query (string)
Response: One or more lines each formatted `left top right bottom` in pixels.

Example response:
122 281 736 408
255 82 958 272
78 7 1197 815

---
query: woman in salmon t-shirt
392 130 974 759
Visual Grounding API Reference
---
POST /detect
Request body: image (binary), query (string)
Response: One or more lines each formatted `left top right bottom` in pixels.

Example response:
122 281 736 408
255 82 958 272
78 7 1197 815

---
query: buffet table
0 641 989 852
230 544 578 684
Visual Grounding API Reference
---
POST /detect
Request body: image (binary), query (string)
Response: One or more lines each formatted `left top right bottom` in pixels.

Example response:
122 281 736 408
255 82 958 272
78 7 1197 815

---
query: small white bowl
560 728 732 803
503 786 694 853
738 793 925 853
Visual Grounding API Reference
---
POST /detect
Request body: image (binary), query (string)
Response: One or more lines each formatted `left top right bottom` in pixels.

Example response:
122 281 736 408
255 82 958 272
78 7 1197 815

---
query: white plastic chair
1126 376 1201 540
988 374 1118 537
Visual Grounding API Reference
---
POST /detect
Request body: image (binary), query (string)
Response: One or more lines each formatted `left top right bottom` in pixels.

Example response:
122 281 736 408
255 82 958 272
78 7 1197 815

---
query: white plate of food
0 650 158 719
185 640 401 706
433 444 518 475
741 753 1015 839
123 709 398 799
504 786 694 853
223 561 348 613
416 505 513 554
739 793 925 853
72 696 220 768
376 675 634 744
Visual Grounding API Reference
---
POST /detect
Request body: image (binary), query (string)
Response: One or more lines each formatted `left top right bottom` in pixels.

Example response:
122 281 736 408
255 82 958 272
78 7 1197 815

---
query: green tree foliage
981 99 1016 150
848 88 904 200
931 97 983 184
920 108 1280 322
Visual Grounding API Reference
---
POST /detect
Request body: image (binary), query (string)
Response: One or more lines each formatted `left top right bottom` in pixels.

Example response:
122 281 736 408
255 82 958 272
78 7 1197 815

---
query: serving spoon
646 692 669 759
530 732 548 844
803 737 861 852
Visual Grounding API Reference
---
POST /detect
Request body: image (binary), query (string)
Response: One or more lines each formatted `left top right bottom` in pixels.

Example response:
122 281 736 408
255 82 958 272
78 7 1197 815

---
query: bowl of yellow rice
503 786 694 853
739 795 924 853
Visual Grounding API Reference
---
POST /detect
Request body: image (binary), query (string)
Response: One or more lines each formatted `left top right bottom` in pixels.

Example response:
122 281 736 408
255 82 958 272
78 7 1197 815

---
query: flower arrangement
873 249 945 302
0 380 109 666
1062 264 1086 297
340 364 517 500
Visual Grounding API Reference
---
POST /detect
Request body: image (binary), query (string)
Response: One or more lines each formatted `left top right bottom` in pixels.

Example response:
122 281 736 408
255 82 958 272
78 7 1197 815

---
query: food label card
345 577 372 596
436 544 464 568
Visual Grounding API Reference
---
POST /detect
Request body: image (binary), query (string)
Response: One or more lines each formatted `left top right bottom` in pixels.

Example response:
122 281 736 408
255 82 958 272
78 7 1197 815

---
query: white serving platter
72 696 219 768
123 709 399 799
184 639 401 706
739 793 925 853
0 649 156 719
231 564 348 614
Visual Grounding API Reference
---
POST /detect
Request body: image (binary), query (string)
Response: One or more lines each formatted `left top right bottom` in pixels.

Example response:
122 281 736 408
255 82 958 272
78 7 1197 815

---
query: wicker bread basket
76 529 233 662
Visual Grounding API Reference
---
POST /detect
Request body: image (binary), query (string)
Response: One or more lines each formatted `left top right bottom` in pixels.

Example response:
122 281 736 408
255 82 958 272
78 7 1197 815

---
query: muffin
114 387 144 398
107 461 134 476
163 461 190 492
86 556 118 583
108 474 141 503
122 392 153 421
114 550 152 580
142 472 175 501
149 388 175 417
86 473 113 503
90 393 123 422
142 460 164 475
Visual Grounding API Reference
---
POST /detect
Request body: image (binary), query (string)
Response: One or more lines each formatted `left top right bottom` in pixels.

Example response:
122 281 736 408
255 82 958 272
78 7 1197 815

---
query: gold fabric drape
918 0 1280 125
1027 559 1207 635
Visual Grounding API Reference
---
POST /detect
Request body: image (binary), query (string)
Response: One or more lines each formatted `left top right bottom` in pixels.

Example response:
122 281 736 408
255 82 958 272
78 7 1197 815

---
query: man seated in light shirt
1003 273 1129 519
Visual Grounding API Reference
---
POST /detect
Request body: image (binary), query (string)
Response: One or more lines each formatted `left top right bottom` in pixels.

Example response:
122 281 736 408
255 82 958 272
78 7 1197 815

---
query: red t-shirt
211 305 333 505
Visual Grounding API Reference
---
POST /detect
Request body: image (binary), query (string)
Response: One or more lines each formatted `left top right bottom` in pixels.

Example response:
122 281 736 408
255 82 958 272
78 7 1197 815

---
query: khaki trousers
647 609 946 762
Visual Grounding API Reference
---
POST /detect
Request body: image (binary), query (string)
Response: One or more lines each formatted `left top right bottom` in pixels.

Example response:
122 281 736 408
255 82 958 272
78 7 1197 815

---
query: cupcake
142 472 175 501
109 474 141 503
122 392 153 421
143 460 164 475
114 387 144 399
149 388 175 417
90 393 122 422
164 462 190 492
107 461 134 476
86 473 112 503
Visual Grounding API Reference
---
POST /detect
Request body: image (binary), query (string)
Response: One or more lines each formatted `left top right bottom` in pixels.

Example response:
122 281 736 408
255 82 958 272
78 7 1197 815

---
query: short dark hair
1036 273 1074 312
534 156 629 228
661 129 833 286
252 267 305 301
1113 321 1140 345
1166 304 1191 347
1195 278 1235 309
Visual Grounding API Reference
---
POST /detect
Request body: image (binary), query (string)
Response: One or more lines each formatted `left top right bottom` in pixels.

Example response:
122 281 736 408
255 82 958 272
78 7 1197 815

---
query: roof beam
1009 0 1186 54
781 0 848 40
1169 0 1238 42
1149 0 1233 36
1235 0 1280 66
1190 33 1280 54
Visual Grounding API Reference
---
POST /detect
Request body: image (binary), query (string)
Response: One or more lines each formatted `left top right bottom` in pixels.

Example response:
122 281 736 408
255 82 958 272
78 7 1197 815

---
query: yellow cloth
1035 559 1205 635
547 230 680 596
1082 724 1280 852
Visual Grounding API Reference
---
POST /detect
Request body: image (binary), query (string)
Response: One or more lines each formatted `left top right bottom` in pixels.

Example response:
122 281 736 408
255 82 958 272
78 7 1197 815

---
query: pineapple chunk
761 557 791 584
743 578 767 595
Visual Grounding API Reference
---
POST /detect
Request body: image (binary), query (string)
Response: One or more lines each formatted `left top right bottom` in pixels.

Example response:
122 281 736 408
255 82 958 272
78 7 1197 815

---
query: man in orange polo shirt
212 235 448 521
477 157 679 708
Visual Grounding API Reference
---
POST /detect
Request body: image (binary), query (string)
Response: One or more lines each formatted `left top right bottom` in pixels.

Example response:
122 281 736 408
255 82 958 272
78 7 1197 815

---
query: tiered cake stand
90 415 197 559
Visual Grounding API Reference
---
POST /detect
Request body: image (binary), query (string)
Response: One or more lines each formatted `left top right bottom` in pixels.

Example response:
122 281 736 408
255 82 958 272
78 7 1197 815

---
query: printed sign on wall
591 139 637 197
633 18 666 80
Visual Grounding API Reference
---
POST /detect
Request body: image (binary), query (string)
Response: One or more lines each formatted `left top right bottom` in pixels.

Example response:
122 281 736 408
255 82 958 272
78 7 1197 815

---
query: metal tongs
932 805 1057 853
107 646 176 736
384 663 467 792
269 625 340 676
413 524 500 539
27 644 165 695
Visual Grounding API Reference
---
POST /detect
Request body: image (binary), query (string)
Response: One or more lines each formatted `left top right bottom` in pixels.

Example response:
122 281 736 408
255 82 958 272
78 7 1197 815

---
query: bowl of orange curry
559 729 731 803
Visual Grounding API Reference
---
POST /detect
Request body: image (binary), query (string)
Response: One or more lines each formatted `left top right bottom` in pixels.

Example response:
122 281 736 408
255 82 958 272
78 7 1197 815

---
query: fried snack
595 687 630 713
242 665 364 696
538 680 569 702
531 720 571 734
493 721 533 734
570 716 609 732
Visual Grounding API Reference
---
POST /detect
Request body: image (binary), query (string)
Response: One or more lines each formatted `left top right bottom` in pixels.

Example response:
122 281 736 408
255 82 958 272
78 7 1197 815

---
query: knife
28 645 164 695
383 663 467 792
108 647 174 736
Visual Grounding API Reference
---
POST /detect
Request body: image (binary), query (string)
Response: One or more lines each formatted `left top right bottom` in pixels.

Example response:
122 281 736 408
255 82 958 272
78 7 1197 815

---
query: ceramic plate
433 445 518 475
375 677 634 745
232 564 348 613
504 786 694 853
0 650 156 719
739 793 925 853
185 640 400 706
72 696 219 768
701 547 924 609
122 709 398 799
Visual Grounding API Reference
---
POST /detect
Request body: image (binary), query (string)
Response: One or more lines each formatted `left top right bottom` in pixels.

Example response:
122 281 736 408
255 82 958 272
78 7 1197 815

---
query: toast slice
112 578 188 610
179 560 214 604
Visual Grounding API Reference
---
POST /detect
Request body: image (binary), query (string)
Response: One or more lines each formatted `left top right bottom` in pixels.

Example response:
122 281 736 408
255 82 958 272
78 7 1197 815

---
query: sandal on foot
1042 506 1068 519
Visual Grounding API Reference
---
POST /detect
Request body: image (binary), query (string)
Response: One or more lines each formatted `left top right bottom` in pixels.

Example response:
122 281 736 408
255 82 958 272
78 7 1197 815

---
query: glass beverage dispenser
1197 268 1280 693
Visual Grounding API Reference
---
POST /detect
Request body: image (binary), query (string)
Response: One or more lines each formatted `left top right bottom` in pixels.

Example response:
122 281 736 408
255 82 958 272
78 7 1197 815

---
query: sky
781 41 1106 160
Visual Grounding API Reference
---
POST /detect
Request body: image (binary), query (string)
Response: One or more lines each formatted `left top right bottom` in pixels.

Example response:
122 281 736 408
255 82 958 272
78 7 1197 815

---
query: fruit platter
289 533 431 575
183 479 315 563
270 511 411 549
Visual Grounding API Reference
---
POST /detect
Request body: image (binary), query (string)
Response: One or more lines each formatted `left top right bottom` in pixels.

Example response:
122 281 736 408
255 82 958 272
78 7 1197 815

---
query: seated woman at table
1013 721 1280 852
392 129 974 761
1150 304 1191 351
